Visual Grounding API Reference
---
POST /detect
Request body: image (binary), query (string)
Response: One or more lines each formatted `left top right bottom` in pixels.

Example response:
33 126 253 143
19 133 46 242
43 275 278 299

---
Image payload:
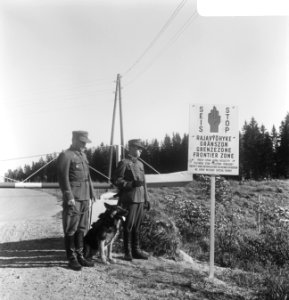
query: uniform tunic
112 156 148 232
57 146 95 235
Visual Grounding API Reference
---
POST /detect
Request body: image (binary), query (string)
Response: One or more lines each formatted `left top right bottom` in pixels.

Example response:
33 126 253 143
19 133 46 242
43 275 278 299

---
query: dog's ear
104 203 111 210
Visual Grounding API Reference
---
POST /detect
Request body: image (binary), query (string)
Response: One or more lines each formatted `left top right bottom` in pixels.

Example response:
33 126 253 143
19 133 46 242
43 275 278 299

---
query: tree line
5 113 289 182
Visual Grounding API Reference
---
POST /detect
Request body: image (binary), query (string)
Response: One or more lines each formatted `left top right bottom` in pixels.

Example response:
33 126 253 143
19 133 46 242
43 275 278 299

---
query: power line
89 166 110 181
120 145 160 174
0 153 60 162
4 89 113 109
0 145 118 163
123 0 188 76
123 11 198 87
22 157 58 183
0 175 20 183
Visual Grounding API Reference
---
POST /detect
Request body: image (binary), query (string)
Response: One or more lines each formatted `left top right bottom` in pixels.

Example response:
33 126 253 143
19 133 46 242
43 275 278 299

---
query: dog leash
89 199 94 227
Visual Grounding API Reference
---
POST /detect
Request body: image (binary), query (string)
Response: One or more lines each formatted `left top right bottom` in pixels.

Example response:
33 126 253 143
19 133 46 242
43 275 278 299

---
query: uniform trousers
62 200 90 236
123 202 145 232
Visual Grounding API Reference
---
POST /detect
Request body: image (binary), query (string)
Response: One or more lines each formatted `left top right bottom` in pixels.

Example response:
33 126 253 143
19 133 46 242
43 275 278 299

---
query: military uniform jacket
112 156 148 205
57 146 95 202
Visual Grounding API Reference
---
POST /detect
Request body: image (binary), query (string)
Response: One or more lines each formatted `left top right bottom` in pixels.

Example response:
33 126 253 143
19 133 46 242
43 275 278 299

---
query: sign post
209 175 215 279
188 104 239 280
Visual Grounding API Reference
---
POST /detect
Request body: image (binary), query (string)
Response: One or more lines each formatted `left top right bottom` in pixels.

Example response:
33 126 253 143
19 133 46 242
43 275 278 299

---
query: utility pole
118 74 125 159
108 74 125 182
108 74 119 182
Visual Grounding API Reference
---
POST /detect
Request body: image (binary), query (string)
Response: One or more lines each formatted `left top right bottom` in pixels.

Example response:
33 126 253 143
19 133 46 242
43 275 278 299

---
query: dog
84 203 128 264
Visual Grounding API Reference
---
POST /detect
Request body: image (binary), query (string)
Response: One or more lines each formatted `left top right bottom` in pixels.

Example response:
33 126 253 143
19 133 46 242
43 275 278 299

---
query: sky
0 0 288 178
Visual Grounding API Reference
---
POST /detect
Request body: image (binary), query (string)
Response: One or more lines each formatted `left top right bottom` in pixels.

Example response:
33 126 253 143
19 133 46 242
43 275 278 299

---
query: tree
90 144 112 182
241 118 262 179
159 135 173 173
259 125 274 179
276 113 289 178
141 139 161 174
269 125 279 178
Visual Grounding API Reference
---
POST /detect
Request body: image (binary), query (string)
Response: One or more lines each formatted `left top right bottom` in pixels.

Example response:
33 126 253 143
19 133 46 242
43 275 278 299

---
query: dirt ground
0 189 254 300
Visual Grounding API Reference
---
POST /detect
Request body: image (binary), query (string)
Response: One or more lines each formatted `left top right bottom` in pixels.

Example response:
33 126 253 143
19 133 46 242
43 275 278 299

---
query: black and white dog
84 203 128 264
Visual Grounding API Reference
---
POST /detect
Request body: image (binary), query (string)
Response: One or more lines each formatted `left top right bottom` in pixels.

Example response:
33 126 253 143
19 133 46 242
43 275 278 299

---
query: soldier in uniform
111 139 150 261
57 131 95 271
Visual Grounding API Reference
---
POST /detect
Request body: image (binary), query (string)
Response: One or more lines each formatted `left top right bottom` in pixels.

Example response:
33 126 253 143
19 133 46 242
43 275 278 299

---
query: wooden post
258 194 262 233
108 75 119 182
209 175 216 280
118 74 125 159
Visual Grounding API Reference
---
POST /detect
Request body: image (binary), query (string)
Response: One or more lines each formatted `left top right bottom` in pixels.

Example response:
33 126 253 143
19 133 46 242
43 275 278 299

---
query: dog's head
104 203 128 222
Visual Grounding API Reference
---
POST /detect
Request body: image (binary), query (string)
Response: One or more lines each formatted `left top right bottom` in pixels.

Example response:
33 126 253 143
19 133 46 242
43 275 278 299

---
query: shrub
112 208 181 259
258 264 289 300
140 209 181 259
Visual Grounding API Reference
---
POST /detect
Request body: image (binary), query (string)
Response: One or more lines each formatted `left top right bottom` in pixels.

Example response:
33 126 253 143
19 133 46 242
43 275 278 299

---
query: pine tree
270 125 279 178
160 135 173 173
276 113 289 178
90 145 112 182
181 134 188 170
241 118 262 179
259 125 274 179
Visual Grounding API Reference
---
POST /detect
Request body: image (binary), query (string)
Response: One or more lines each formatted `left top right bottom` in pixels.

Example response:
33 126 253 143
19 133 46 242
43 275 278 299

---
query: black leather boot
65 235 82 271
132 231 149 260
123 230 133 261
75 231 94 267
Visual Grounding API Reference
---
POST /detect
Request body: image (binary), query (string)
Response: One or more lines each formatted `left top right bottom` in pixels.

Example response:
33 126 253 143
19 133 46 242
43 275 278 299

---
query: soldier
111 139 150 261
57 131 95 271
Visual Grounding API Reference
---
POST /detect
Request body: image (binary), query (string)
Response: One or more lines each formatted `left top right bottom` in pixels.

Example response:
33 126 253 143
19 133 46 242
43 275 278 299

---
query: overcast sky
0 0 288 177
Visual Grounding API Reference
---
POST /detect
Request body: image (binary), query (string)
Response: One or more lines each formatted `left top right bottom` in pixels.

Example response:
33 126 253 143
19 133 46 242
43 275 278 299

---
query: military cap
128 139 145 149
72 131 92 143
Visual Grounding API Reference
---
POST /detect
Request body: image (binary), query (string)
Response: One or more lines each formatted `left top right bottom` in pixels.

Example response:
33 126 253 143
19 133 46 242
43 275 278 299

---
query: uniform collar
127 154 138 163
69 145 84 155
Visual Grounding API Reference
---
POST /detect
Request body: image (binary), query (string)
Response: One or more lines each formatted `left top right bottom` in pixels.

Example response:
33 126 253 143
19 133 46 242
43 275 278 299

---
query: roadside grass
147 178 289 298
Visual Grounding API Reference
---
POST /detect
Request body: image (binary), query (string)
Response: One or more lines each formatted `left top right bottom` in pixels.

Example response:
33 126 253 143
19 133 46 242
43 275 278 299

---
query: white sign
188 104 239 175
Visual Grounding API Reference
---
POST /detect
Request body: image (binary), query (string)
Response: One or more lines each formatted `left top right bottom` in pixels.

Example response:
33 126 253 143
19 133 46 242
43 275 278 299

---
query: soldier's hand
133 180 144 187
144 201 151 211
67 199 76 206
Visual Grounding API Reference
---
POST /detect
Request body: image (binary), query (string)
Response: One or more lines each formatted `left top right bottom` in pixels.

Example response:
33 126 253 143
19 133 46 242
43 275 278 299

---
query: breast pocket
71 160 83 171
70 158 85 180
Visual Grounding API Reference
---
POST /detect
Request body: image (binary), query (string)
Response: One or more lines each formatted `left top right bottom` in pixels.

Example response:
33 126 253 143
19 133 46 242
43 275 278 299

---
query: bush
112 208 181 259
140 209 181 259
258 265 289 300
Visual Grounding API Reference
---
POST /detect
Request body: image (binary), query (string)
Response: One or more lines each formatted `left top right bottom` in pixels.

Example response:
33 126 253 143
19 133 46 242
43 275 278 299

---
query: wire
1 80 115 106
0 153 60 162
4 88 113 109
89 166 110 181
0 145 117 163
22 157 58 183
0 175 20 183
123 0 188 76
120 145 160 174
5 93 115 118
123 11 198 87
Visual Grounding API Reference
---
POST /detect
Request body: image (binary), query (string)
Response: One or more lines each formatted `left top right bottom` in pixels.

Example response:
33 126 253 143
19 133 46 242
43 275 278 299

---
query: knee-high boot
132 230 149 260
64 235 82 271
123 229 133 261
75 231 94 267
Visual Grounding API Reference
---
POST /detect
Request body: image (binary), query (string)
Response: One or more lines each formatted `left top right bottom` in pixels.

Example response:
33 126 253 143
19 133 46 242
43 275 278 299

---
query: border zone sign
188 104 239 175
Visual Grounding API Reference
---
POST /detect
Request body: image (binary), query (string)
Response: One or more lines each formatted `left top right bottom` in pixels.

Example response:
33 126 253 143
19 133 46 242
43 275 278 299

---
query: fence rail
0 172 193 189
